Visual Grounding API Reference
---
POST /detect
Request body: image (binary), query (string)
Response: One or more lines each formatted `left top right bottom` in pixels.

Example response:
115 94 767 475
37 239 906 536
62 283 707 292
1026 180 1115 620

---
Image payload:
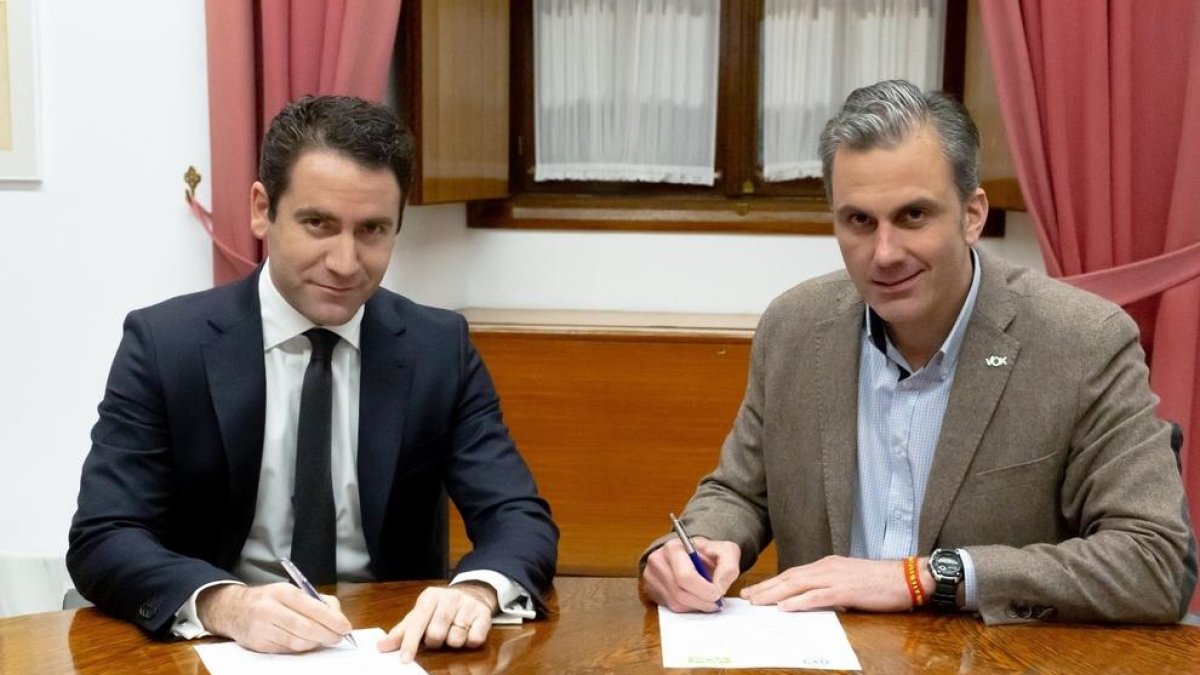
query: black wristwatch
928 548 964 611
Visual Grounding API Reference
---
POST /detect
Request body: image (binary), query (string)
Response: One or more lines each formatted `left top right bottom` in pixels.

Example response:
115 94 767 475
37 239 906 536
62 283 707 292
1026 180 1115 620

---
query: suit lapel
816 291 865 556
201 271 267 565
918 252 1020 553
356 294 412 563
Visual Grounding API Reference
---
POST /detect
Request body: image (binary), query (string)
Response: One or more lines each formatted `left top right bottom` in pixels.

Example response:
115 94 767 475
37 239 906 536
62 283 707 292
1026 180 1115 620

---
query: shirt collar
258 258 364 352
864 248 981 377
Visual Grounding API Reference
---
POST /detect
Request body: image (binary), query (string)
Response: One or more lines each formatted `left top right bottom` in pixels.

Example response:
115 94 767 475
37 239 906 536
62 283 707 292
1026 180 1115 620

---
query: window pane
534 0 721 185
760 0 946 182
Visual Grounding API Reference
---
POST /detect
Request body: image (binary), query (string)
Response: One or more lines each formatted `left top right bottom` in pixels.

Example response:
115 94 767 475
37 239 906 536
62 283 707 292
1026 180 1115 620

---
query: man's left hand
740 555 922 612
377 581 498 662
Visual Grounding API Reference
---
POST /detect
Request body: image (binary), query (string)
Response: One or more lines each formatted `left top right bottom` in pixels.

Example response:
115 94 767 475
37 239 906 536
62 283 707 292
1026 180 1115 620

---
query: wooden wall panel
449 329 780 580
400 0 510 205
964 0 1025 211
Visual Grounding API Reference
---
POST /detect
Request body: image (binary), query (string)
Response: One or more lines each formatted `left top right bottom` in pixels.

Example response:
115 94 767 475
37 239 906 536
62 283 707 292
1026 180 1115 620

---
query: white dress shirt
172 261 532 638
238 261 372 583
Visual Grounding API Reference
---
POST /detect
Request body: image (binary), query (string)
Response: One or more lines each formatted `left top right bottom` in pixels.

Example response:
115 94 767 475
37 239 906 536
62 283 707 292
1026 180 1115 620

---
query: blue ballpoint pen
279 558 358 648
669 513 724 609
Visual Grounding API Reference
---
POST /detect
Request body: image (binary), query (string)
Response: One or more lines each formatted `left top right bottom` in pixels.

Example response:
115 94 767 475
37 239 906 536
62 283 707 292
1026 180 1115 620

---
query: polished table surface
3 576 1199 674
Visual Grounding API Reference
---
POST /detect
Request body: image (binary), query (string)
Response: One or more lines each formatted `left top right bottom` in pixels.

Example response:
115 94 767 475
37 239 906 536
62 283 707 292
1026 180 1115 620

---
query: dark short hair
258 95 415 221
818 79 980 203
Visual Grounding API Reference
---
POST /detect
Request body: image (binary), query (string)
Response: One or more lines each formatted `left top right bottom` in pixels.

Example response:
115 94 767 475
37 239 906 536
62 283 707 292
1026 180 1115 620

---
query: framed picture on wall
0 0 40 181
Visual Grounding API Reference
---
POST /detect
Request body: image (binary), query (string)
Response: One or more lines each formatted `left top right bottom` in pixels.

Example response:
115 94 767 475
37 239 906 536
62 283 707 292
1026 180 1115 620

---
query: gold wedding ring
452 621 471 630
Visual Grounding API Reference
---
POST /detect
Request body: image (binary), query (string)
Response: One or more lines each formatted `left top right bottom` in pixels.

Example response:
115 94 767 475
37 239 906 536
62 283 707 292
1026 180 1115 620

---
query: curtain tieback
183 165 258 270
1063 239 1200 306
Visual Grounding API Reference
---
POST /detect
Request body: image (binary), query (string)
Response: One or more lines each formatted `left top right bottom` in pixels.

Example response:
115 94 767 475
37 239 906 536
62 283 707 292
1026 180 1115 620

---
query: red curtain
980 0 1200 607
203 0 404 284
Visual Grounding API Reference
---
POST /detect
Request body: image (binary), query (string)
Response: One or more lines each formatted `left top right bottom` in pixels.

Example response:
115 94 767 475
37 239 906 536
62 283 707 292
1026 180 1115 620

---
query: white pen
279 557 358 648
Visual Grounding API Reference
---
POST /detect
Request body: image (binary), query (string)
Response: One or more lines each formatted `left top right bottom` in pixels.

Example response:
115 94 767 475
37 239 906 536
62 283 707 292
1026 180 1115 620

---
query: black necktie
291 328 339 585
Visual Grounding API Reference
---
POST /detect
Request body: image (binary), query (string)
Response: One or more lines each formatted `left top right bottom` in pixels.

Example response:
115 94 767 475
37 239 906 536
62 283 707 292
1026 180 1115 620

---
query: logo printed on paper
687 656 733 665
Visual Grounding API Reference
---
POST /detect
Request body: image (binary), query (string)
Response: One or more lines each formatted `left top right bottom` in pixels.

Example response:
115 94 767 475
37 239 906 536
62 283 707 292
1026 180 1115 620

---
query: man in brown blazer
641 80 1196 624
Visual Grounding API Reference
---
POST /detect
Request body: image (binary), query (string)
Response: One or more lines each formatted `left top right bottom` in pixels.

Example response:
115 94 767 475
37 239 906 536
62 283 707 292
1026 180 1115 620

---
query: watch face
932 551 963 579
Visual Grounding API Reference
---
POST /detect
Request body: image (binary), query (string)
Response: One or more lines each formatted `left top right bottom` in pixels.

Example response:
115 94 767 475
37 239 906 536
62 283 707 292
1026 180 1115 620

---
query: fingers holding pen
692 537 741 593
642 536 740 613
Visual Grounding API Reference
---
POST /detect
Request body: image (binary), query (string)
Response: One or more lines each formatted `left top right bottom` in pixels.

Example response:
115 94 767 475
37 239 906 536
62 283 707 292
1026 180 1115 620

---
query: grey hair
818 79 980 203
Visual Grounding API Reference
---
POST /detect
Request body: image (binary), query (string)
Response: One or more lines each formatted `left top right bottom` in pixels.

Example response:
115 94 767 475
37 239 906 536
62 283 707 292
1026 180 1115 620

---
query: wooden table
3 577 1199 673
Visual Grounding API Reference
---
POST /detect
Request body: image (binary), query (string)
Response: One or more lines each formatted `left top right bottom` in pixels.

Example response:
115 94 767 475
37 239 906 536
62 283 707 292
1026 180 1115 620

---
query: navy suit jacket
67 270 558 638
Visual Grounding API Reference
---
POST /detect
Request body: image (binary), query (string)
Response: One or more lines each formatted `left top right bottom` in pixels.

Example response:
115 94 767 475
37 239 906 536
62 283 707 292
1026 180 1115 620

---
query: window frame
468 0 995 235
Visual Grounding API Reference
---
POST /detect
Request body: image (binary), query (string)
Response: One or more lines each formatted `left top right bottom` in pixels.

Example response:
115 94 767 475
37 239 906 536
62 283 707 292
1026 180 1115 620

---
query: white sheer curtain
534 0 721 185
761 0 946 182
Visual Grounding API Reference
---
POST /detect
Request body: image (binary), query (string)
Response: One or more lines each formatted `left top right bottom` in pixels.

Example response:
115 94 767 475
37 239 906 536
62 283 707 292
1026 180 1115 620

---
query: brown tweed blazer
670 249 1195 624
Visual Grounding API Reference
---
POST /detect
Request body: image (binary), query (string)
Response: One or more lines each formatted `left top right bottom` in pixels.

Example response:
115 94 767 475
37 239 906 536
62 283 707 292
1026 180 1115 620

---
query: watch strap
929 549 963 611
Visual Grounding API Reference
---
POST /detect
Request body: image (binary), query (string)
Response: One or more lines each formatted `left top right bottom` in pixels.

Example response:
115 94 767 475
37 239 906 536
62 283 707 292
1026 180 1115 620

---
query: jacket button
1007 603 1031 619
1031 605 1056 619
138 603 158 619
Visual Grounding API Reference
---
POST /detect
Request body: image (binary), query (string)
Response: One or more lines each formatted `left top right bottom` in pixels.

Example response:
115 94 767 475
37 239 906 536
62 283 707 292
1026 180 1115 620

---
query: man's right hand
196 583 352 653
640 537 740 612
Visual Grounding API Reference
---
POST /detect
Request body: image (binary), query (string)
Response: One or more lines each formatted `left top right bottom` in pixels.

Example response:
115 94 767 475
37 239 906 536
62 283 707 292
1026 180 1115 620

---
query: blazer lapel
918 252 1020 553
201 271 267 565
356 295 412 562
816 291 865 556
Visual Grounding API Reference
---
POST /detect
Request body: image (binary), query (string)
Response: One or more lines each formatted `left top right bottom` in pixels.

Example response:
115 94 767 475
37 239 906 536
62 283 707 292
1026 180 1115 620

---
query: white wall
0 0 212 558
393 208 1043 315
0 2 1045 616
390 205 849 314
0 0 212 615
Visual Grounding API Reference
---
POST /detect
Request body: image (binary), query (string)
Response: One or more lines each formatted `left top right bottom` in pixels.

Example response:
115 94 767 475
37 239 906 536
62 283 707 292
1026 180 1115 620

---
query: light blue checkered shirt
849 249 981 609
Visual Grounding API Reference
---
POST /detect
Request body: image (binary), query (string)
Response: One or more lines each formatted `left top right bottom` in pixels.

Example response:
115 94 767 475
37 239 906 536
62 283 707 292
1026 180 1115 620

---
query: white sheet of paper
658 599 862 670
194 628 429 675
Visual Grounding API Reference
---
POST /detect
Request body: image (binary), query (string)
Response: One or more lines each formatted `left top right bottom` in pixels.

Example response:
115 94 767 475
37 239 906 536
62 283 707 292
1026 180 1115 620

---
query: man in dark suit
68 95 558 659
641 80 1195 623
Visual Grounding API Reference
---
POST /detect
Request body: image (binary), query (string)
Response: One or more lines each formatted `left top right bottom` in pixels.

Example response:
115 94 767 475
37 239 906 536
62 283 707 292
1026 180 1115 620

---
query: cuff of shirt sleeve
171 580 245 640
958 548 979 611
451 570 535 625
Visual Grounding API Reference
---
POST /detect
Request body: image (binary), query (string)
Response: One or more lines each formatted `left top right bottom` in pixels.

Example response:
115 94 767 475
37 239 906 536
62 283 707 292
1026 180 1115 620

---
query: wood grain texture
964 0 1026 212
403 0 510 205
5 578 1199 674
450 328 781 580
468 194 837 234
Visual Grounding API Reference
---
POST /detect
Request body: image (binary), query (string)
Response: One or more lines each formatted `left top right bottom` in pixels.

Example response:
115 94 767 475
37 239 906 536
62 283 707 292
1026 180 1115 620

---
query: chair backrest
62 588 93 610
1171 421 1185 473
